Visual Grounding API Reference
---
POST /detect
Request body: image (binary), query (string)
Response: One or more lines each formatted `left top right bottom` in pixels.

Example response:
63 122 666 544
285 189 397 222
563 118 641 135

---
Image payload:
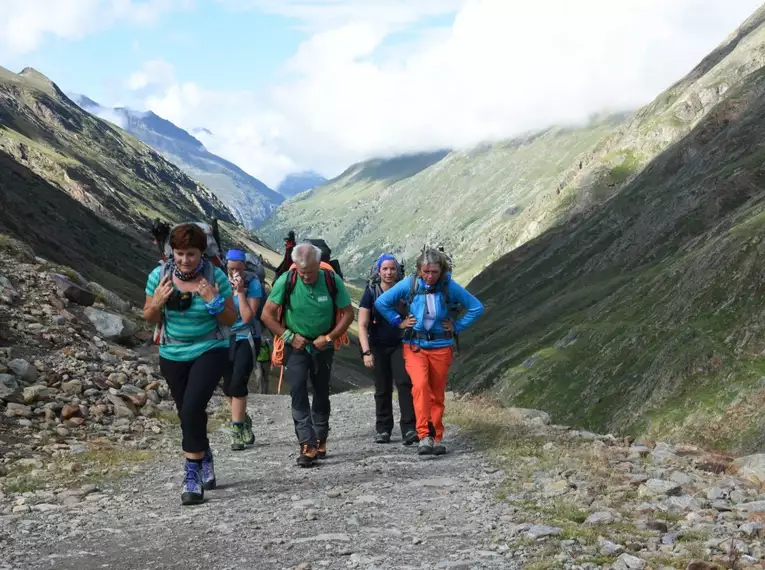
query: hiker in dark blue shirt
358 254 417 445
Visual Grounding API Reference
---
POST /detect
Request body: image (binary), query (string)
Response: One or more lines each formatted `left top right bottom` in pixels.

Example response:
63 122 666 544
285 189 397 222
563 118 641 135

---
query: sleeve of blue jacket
448 280 484 334
374 277 411 327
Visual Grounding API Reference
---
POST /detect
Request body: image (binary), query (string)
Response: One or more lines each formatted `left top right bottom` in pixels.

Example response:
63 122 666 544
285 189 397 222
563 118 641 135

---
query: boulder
83 308 137 341
732 454 765 485
88 281 131 312
52 273 95 307
0 374 22 403
0 273 18 304
8 358 38 382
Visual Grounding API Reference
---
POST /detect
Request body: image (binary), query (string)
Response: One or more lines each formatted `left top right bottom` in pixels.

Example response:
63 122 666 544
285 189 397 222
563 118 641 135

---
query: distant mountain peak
277 170 328 197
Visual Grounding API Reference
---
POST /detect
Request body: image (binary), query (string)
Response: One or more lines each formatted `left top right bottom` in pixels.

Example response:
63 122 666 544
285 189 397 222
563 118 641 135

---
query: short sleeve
268 273 287 305
145 266 161 296
247 278 263 300
333 274 352 308
213 267 233 299
359 287 373 310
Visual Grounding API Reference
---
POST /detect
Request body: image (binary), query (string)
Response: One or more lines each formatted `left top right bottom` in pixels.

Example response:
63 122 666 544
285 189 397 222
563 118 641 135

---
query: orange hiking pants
402 344 454 441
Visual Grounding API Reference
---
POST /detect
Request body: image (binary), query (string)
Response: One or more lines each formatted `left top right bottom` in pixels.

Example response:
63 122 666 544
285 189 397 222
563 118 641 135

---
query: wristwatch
361 350 372 357
325 335 333 344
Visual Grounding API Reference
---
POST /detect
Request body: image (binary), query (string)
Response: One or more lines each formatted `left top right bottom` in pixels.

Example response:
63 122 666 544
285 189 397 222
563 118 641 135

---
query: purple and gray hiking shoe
201 448 216 490
181 460 204 506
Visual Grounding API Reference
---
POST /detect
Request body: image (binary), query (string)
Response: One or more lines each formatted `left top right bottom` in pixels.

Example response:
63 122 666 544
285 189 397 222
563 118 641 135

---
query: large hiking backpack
149 218 230 346
272 264 350 392
150 218 226 268
366 253 407 321
404 245 463 351
307 238 344 280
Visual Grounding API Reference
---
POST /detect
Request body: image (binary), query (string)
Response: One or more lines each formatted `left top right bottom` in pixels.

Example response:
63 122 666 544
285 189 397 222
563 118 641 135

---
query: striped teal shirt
145 265 233 362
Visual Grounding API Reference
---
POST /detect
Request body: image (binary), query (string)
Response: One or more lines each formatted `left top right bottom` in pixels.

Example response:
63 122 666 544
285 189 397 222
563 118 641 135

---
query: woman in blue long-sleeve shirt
374 248 483 455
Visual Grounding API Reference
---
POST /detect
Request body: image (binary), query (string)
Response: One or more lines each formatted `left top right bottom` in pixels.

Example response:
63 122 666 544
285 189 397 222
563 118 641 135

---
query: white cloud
0 0 188 59
137 0 765 188
127 59 176 91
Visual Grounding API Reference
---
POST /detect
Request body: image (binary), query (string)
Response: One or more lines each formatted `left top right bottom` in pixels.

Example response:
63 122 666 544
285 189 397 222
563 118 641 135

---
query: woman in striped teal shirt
143 223 237 506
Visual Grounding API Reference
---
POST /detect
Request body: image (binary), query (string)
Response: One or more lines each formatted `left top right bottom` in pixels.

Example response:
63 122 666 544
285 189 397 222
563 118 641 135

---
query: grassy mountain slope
259 120 629 286
69 95 284 228
457 5 765 453
0 67 265 301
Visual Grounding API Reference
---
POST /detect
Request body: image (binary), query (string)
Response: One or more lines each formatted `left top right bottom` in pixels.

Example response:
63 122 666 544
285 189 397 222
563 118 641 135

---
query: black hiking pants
160 347 227 453
284 346 333 445
222 338 259 398
372 344 416 436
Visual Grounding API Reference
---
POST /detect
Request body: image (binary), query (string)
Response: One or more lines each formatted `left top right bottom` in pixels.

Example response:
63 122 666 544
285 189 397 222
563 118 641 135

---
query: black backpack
307 238 344 280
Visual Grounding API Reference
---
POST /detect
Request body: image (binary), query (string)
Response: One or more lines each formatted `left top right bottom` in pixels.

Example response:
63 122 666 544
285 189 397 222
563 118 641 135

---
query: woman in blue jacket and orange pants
374 248 483 455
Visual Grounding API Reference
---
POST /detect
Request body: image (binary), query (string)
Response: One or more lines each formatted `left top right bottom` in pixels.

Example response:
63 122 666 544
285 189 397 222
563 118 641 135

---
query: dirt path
2 391 516 570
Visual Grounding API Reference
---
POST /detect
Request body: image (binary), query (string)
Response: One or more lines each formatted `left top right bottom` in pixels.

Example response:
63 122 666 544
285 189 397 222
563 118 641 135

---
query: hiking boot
316 439 327 459
375 431 391 444
297 444 318 468
417 436 435 456
181 460 204 506
230 422 246 451
402 430 419 446
201 448 216 490
243 412 255 445
433 441 447 455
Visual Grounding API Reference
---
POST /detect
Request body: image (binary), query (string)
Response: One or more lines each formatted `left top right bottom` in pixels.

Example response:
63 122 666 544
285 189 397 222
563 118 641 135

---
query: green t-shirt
145 265 233 362
268 270 351 340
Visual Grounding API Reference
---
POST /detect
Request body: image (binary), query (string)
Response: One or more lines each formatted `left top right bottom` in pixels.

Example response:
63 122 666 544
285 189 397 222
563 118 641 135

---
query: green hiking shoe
243 413 255 445
230 422 247 451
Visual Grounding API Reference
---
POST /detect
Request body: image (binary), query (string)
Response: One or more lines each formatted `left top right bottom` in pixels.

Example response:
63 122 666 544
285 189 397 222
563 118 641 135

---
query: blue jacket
374 274 484 350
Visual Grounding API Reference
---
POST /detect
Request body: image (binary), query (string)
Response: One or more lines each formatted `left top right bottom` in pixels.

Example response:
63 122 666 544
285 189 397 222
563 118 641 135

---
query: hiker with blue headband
222 248 263 450
358 253 417 445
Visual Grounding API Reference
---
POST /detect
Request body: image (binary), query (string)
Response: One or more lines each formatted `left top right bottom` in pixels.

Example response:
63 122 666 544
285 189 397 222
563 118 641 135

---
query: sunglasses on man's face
165 290 193 311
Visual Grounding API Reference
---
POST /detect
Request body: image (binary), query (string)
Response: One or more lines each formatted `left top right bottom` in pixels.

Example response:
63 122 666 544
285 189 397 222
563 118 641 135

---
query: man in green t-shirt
261 242 354 467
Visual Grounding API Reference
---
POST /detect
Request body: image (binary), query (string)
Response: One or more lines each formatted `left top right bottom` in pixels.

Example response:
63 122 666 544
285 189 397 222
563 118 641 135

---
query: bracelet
281 329 295 344
205 294 225 315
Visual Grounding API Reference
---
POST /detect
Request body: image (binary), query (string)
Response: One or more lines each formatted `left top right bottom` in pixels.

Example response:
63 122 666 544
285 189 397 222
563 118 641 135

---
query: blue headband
375 253 398 272
226 249 246 262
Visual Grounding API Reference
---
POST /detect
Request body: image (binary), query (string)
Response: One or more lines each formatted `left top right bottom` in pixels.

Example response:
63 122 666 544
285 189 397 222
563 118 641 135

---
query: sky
1 0 763 188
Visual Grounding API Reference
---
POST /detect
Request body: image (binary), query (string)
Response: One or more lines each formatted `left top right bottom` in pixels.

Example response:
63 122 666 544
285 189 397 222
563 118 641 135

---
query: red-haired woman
143 223 237 506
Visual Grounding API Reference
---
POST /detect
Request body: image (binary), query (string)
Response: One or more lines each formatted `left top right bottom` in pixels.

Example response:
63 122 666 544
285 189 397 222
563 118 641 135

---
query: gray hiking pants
284 346 333 445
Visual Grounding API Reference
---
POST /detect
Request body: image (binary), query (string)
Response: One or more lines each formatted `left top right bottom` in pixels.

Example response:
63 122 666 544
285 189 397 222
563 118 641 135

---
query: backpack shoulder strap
407 275 417 306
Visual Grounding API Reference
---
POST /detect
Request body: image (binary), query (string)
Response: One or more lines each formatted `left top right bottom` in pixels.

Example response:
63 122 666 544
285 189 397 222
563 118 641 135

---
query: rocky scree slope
0 66 262 302
456 5 765 453
0 235 179 504
69 94 284 228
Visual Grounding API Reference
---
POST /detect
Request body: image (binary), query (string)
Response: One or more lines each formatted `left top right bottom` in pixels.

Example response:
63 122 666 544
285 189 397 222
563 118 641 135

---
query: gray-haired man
261 243 354 467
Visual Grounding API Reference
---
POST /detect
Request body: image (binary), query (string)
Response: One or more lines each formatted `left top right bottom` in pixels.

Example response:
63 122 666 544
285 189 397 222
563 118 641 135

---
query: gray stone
525 525 562 539
735 500 765 512
88 282 131 312
600 540 624 555
733 454 765 485
638 479 682 497
60 380 83 395
650 442 677 464
0 274 18 304
8 359 38 382
584 511 616 526
83 308 136 341
53 273 95 306
0 374 22 403
613 553 647 570
506 408 551 425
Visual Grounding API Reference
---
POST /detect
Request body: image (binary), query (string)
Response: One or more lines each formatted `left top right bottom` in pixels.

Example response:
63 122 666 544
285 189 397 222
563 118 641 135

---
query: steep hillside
0 67 262 301
69 95 284 228
457 5 765 453
277 170 328 197
259 120 627 285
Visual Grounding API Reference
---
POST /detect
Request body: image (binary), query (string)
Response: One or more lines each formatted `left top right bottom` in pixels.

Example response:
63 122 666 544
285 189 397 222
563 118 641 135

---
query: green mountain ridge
0 66 269 301
68 94 284 229
455 4 765 453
